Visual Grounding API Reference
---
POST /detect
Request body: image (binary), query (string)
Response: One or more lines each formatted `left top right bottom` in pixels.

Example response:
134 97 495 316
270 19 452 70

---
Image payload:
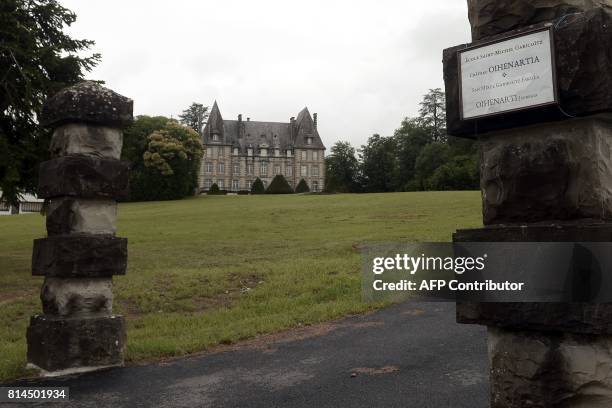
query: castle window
312 181 319 192
233 164 240 174
307 137 313 145
206 179 213 188
312 151 318 161
217 180 224 189
275 165 281 175
218 163 225 174
287 150 292 157
205 162 213 174
301 151 307 160
247 179 253 188
312 166 319 176
301 165 308 176
287 165 293 176
232 180 239 190
248 148 253 156
260 148 268 157
260 163 268 176
247 164 254 175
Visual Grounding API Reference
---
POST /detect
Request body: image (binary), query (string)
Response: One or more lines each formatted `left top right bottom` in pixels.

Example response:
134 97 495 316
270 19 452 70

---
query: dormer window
213 134 219 142
248 148 253 156
306 137 313 145
233 147 239 155
275 148 280 157
260 148 268 157
287 150 292 157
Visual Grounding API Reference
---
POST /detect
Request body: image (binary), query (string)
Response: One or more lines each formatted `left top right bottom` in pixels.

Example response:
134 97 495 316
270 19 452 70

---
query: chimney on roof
247 117 250 122
238 114 242 122
313 113 318 130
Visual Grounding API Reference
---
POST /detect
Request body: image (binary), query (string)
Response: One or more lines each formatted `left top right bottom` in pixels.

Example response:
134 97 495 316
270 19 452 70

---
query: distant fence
0 198 43 215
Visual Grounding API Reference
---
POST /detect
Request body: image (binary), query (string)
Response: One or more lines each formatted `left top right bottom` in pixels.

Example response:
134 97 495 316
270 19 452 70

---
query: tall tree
359 134 399 193
324 141 361 193
0 0 100 206
393 118 431 190
418 88 446 142
414 142 452 190
179 102 209 135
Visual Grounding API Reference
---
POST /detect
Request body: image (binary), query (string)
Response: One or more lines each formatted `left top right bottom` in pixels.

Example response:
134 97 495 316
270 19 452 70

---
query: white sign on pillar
459 26 557 120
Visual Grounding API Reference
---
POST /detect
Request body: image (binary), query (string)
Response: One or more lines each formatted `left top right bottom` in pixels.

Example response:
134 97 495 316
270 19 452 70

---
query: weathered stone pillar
26 81 132 376
444 1 612 407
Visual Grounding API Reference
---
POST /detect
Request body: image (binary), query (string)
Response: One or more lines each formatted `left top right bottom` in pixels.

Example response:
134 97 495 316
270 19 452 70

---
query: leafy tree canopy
324 141 361 193
418 88 446 143
359 134 399 193
179 102 209 135
0 0 100 206
125 119 203 201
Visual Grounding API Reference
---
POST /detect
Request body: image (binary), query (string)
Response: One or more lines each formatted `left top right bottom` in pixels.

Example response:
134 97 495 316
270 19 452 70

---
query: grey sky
63 0 471 148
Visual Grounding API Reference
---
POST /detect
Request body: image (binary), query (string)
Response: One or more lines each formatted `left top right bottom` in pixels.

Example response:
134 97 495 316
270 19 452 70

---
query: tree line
0 1 478 205
324 89 479 193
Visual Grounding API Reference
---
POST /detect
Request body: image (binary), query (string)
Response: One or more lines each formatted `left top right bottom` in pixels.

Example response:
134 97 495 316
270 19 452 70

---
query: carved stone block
467 0 612 41
455 224 612 334
487 327 612 408
47 198 117 236
40 81 133 129
479 117 612 225
32 235 127 278
41 277 113 317
50 123 123 159
38 156 129 200
27 315 125 373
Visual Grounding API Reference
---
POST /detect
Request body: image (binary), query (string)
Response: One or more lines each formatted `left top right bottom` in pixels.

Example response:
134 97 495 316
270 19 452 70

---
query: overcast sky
62 0 471 148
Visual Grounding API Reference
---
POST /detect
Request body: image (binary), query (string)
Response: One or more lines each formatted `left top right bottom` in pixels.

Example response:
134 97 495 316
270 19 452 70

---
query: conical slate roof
202 103 325 152
206 101 224 137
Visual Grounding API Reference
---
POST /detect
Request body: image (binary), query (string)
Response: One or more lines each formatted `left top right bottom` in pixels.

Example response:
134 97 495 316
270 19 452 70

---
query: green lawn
0 191 482 381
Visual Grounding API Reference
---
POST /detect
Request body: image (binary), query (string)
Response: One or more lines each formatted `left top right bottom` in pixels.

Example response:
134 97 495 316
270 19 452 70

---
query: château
199 102 326 192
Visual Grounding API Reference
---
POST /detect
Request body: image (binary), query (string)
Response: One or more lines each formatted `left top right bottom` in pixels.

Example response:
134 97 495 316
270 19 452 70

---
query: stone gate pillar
444 1 612 407
26 81 133 376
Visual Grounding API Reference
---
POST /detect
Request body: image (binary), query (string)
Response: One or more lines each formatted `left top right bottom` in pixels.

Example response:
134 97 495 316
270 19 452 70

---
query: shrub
295 179 310 193
207 184 227 195
251 178 265 194
237 190 250 195
208 183 221 194
266 175 294 194
426 155 479 191
124 117 203 201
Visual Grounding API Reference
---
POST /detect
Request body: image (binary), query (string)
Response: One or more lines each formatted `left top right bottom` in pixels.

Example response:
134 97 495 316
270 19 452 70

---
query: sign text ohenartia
459 27 557 120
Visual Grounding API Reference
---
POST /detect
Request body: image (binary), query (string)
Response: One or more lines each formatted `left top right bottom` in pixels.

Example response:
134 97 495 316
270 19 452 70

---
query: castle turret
205 101 224 142
293 107 324 149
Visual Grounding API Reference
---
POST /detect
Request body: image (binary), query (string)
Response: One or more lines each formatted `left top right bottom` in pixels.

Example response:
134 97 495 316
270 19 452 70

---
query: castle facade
199 102 326 192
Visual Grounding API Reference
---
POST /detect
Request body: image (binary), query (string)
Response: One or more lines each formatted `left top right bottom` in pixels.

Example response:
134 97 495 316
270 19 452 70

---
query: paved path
4 302 489 407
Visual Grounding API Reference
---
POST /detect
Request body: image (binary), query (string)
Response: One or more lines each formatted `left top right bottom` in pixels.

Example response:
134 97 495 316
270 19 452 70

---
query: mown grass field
0 192 482 381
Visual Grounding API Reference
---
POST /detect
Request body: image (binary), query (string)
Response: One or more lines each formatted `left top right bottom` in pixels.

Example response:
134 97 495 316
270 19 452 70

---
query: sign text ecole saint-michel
459 27 557 120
